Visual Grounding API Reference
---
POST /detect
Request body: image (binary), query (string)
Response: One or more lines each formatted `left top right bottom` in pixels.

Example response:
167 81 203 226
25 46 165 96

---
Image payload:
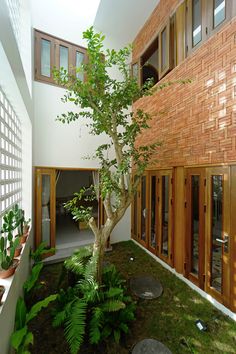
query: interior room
56 169 98 249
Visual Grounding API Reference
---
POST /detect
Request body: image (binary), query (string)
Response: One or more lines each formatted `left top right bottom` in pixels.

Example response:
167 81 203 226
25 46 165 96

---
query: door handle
216 238 227 244
216 235 229 253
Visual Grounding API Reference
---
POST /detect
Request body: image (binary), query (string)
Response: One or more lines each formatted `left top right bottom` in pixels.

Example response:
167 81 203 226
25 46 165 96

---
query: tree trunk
92 230 107 284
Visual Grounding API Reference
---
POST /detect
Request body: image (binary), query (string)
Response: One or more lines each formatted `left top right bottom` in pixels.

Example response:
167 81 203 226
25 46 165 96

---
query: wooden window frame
140 38 159 87
159 20 172 79
34 29 87 86
186 0 207 56
207 0 232 36
186 0 234 57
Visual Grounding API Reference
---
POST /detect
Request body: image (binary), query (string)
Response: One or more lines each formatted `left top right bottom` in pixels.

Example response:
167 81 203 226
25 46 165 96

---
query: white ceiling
94 0 159 46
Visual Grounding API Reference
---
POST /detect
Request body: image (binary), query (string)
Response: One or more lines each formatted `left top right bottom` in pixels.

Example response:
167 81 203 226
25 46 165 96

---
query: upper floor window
192 0 202 47
186 0 232 54
132 0 235 91
213 0 226 28
35 30 87 86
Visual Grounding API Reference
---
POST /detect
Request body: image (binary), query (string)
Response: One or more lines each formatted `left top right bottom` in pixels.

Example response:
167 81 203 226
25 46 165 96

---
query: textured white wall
0 2 33 353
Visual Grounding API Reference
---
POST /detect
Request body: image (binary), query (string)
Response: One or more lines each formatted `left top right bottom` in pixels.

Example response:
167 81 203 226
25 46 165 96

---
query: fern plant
52 247 136 354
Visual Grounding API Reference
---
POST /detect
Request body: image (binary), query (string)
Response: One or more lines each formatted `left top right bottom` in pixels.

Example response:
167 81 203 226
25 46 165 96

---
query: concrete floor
44 214 94 264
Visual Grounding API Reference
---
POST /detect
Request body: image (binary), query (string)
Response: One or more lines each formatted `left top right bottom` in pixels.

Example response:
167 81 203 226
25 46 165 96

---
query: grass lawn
29 241 236 353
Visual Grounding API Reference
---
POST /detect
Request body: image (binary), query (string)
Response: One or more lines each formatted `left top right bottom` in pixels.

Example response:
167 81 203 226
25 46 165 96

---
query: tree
54 27 170 283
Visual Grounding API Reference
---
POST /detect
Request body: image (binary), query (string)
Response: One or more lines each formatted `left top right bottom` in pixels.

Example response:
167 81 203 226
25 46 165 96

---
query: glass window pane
133 176 138 238
60 45 69 71
211 175 223 293
41 39 51 77
150 176 156 248
161 27 167 70
191 176 200 275
141 176 146 242
192 0 202 47
214 0 225 28
42 175 51 246
76 51 84 81
161 176 169 255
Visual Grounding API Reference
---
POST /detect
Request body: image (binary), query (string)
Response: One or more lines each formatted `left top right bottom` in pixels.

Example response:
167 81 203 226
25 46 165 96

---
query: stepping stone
132 339 172 354
130 275 163 299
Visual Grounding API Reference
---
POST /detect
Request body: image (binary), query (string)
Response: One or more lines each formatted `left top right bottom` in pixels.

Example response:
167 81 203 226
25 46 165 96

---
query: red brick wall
133 0 236 168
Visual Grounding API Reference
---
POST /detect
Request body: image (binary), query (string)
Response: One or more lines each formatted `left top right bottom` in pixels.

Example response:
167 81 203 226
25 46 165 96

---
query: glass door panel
157 170 173 265
41 175 51 246
191 175 200 275
35 168 56 253
185 168 205 289
206 167 230 305
161 175 169 256
141 176 147 242
132 176 139 240
149 174 157 252
211 175 223 292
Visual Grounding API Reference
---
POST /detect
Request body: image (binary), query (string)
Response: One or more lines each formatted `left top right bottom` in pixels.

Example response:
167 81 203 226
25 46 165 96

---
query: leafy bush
52 247 136 354
11 295 57 354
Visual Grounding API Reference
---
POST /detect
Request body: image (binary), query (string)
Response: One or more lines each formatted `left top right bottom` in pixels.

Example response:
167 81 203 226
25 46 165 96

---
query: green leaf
24 331 34 346
64 300 87 354
23 262 43 293
119 323 129 333
26 294 57 323
10 326 27 349
89 307 103 344
15 297 27 330
101 300 125 312
105 287 123 298
114 329 120 344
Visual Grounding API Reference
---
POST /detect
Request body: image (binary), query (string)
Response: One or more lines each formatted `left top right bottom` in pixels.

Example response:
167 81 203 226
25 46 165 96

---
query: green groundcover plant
52 246 136 354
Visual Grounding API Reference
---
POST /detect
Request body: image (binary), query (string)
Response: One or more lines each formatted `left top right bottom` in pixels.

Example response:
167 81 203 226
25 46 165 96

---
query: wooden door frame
185 167 206 289
205 166 230 306
35 166 99 251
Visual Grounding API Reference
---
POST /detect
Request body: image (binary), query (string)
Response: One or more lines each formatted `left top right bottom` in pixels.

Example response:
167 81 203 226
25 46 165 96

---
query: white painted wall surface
32 3 131 242
31 0 101 47
0 2 33 353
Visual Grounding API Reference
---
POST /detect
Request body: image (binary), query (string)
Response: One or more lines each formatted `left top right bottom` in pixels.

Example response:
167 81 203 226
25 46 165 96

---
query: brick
134 1 236 167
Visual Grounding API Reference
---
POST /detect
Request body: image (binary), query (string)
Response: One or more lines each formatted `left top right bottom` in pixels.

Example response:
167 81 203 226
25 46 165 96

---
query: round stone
132 339 172 354
130 275 163 299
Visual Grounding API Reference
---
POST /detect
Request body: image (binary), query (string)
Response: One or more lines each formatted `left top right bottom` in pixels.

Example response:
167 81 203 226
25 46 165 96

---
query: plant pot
19 233 28 244
0 285 5 304
23 226 30 234
7 244 23 258
0 259 19 279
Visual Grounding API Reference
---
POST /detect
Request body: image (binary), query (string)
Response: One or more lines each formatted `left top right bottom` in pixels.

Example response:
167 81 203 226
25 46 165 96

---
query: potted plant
0 285 5 304
23 217 31 235
0 235 19 279
1 209 22 257
13 204 28 244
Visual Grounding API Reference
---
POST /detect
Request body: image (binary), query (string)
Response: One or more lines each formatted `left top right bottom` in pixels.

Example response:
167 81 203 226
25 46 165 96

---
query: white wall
31 2 131 243
0 1 33 353
31 0 100 47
